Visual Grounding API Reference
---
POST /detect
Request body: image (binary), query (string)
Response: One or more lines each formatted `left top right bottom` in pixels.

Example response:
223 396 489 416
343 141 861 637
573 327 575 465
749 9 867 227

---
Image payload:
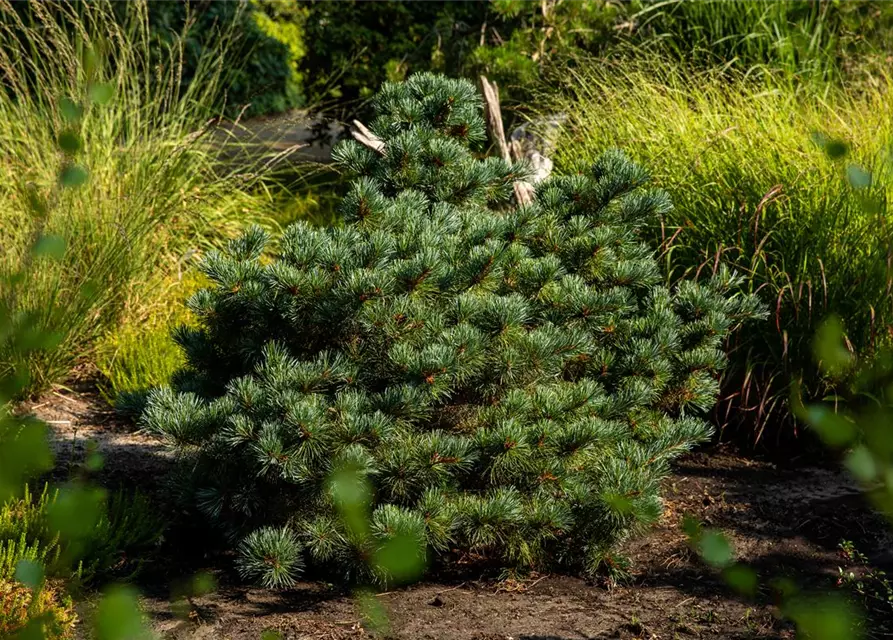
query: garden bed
30 382 892 640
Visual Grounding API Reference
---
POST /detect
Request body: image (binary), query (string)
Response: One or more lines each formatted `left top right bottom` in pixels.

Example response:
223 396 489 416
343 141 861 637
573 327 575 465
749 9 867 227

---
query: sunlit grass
543 56 893 443
94 184 335 401
0 0 287 396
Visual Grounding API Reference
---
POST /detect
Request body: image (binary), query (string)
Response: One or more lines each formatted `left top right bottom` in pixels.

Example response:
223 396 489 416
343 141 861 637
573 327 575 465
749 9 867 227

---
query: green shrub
299 0 893 121
140 73 762 586
0 484 164 587
298 0 619 116
146 0 308 117
300 1 487 110
0 578 77 640
0 484 58 547
0 533 61 583
78 489 166 584
546 57 893 443
464 0 618 96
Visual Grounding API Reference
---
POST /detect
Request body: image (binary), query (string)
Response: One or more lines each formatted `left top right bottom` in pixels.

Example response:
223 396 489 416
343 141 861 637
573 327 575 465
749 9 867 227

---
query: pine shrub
141 73 764 586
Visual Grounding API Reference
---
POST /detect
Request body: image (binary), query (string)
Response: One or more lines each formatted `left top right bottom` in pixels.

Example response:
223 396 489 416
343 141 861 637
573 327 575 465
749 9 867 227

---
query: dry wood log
480 76 512 164
350 119 385 154
480 75 540 205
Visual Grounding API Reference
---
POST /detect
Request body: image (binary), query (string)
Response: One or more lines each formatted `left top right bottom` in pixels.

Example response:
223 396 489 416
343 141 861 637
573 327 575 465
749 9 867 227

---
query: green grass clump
94 179 340 402
0 0 278 398
626 0 893 87
545 57 893 444
95 272 204 401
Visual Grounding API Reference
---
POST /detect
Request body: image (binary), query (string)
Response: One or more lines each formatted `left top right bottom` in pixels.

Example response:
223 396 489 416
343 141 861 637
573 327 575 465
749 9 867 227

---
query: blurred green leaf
857 193 883 215
59 164 89 188
84 48 99 79
0 421 53 502
826 141 849 159
16 322 63 353
699 530 733 568
48 484 106 541
846 164 871 189
33 234 66 261
24 185 47 217
374 533 426 584
805 405 857 448
261 631 282 640
356 588 389 634
771 576 799 600
94 585 149 640
722 563 757 597
784 594 862 640
604 492 633 514
682 514 701 539
10 619 46 640
869 485 893 521
845 445 877 482
329 466 372 538
191 571 217 597
814 316 853 377
59 97 83 123
0 366 30 401
89 82 115 105
861 411 893 459
58 129 82 154
811 132 848 160
14 558 44 589
85 450 105 472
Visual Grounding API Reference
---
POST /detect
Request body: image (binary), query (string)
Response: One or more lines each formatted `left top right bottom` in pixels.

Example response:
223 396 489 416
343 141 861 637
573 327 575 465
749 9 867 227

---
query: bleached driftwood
479 75 537 205
508 113 564 186
480 76 512 163
350 119 385 155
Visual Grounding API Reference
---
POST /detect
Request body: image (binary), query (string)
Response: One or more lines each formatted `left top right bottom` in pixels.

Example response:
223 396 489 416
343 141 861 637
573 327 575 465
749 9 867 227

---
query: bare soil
27 382 893 640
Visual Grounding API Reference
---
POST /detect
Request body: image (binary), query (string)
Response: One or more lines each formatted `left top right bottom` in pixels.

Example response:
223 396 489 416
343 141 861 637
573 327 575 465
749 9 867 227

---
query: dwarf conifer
140 73 764 587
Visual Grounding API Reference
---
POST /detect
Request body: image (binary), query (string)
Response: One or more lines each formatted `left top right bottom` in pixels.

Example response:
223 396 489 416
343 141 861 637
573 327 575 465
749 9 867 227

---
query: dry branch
480 75 541 205
350 119 385 154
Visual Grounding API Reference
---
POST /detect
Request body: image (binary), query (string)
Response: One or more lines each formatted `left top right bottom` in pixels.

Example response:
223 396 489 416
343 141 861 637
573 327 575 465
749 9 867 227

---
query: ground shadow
27 383 893 639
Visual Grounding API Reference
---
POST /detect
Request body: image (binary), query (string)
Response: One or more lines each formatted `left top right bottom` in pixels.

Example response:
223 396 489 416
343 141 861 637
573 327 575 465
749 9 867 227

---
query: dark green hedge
145 0 307 118
15 1 893 120
298 0 893 120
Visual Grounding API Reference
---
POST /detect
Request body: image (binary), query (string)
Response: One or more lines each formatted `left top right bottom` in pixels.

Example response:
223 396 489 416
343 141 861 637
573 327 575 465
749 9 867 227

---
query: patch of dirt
25 379 172 490
26 383 893 640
